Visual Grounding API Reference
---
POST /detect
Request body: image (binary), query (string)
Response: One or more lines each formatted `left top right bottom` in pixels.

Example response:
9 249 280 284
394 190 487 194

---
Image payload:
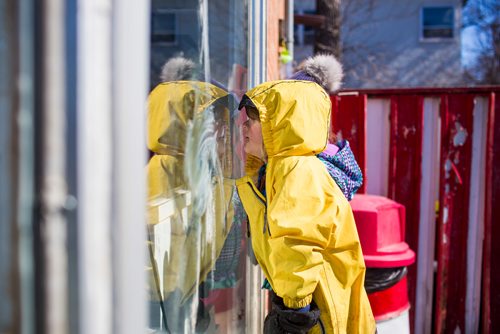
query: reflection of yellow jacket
236 81 375 333
147 81 234 303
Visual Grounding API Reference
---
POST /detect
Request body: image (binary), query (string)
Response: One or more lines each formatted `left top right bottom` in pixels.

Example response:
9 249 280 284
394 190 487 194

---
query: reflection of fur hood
160 57 197 82
147 81 227 156
146 80 234 308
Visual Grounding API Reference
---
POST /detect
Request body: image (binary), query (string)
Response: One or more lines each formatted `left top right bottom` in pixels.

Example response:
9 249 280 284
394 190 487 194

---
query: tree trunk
314 0 341 58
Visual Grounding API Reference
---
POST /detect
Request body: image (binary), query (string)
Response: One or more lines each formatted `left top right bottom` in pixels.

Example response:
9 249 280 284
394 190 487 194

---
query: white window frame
78 1 149 333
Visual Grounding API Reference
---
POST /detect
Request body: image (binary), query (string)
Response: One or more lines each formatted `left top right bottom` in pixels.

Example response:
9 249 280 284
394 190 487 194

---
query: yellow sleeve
266 156 337 309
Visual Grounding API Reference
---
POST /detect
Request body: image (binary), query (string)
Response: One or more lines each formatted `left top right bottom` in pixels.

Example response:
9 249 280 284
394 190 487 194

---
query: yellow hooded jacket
236 81 376 333
147 81 235 304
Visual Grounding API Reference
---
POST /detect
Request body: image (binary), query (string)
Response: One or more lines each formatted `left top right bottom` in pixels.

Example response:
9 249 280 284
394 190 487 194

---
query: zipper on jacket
318 318 326 334
246 217 250 237
246 181 271 236
262 208 270 235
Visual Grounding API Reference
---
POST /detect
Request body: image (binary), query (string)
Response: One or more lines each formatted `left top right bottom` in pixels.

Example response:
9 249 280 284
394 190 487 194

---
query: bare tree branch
463 0 500 84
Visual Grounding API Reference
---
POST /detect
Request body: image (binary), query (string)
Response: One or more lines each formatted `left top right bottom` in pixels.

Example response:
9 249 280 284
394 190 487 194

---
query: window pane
152 12 177 44
147 0 249 333
422 7 454 39
152 12 176 32
423 7 454 27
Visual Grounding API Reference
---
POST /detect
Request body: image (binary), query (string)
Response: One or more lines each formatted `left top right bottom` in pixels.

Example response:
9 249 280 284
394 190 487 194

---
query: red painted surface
331 94 367 193
434 94 475 334
387 95 424 333
331 88 500 333
490 93 500 333
350 194 415 267
342 86 500 95
367 276 411 321
330 95 339 143
483 92 500 334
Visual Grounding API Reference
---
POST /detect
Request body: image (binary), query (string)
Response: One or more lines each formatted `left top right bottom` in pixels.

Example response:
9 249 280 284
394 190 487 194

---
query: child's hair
244 105 267 161
245 106 260 121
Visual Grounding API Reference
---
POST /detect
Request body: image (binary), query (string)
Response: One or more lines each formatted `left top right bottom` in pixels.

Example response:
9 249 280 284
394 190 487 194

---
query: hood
317 140 363 201
245 80 331 158
147 81 229 155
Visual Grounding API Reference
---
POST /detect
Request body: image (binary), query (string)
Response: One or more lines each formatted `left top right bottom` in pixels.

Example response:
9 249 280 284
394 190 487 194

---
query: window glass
146 0 249 332
422 6 454 39
294 9 316 45
151 11 177 44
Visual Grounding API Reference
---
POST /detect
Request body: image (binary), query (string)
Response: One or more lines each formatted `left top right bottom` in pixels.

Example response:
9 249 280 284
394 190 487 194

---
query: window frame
420 5 456 42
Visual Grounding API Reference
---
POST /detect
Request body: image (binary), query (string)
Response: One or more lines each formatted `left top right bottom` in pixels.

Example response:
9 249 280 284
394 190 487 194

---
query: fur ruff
160 57 196 82
302 54 343 92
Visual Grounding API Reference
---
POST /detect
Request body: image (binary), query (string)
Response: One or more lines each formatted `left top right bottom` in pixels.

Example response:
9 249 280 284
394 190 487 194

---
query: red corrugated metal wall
331 88 500 334
434 94 475 333
331 94 367 193
388 95 424 333
482 92 500 334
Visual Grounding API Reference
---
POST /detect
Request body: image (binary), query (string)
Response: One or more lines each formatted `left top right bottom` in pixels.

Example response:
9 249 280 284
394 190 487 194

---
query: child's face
242 107 265 160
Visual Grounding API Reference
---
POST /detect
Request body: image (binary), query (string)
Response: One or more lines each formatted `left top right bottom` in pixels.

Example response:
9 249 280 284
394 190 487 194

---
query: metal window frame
246 0 267 333
77 1 149 333
0 0 35 333
248 0 267 88
17 0 36 331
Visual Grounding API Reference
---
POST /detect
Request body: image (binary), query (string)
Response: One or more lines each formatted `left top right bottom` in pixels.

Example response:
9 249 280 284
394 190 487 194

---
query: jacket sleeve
266 156 338 309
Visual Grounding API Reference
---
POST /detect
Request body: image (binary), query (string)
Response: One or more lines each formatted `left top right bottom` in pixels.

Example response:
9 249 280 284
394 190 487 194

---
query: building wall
341 0 463 88
267 0 286 80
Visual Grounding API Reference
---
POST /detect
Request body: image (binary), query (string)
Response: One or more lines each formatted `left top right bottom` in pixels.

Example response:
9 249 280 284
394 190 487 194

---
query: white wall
365 98 391 196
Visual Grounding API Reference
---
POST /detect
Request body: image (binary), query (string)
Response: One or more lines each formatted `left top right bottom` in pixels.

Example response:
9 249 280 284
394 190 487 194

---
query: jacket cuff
283 294 313 309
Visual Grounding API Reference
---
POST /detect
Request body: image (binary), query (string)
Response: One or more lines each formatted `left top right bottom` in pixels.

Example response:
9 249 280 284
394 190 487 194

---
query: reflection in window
146 1 249 333
151 11 177 44
146 65 246 334
421 6 455 39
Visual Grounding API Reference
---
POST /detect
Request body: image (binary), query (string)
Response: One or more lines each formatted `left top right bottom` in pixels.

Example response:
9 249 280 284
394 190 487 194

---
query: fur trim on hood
298 54 344 92
160 56 196 82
